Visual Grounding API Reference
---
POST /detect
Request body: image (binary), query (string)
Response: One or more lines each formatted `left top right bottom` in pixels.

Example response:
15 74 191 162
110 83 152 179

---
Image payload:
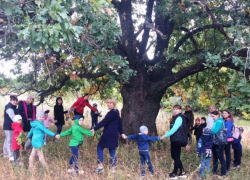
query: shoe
18 162 24 166
9 157 14 161
68 168 76 173
236 165 240 168
141 175 145 179
178 172 188 178
169 173 178 179
96 167 104 173
76 170 84 174
110 169 116 174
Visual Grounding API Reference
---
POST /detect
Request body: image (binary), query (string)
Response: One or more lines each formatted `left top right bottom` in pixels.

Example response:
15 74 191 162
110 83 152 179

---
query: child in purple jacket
232 127 244 168
123 126 160 178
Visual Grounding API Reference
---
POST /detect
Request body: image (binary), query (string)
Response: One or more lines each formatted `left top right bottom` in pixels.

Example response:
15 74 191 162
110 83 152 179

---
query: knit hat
140 125 148 134
13 115 22 122
201 117 206 121
195 117 201 122
36 110 45 118
239 127 244 132
203 128 212 135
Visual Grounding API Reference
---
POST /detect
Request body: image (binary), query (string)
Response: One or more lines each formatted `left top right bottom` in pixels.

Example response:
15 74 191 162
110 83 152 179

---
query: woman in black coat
91 97 124 174
54 97 68 134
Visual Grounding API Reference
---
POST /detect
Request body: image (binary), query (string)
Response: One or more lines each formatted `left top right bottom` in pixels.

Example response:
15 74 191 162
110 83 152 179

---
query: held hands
186 145 190 151
55 134 60 139
121 134 127 139
161 135 166 140
90 129 95 136
54 120 58 123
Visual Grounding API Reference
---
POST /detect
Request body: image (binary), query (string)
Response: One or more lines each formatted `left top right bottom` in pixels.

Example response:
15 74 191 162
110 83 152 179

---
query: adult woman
91 97 124 174
222 109 234 172
54 97 68 134
17 95 36 132
3 95 18 161
211 111 226 177
162 105 188 179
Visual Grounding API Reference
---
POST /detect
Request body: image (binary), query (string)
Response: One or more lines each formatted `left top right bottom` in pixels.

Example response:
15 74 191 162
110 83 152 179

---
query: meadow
0 96 250 180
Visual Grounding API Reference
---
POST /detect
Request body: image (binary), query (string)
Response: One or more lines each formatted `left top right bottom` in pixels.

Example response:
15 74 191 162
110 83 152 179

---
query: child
54 97 68 134
43 110 57 144
90 103 102 129
232 127 244 168
11 115 23 164
196 128 213 179
123 126 160 178
192 117 207 142
27 110 58 170
56 118 93 174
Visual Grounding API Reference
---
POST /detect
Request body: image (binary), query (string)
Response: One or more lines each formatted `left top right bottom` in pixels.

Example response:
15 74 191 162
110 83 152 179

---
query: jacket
94 109 123 148
4 103 17 130
196 129 213 157
91 108 100 121
206 113 214 129
127 134 160 151
232 136 242 150
17 101 36 132
60 119 93 147
224 119 234 140
169 113 188 145
193 123 206 140
43 116 55 128
71 97 96 115
211 117 224 135
54 104 67 125
12 123 23 151
27 120 56 148
184 110 194 134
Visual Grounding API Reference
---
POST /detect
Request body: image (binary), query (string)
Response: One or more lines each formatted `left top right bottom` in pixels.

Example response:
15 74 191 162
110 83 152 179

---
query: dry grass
0 96 250 179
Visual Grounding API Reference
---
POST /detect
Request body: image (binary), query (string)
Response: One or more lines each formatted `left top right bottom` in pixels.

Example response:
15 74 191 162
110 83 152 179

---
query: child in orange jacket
12 115 23 164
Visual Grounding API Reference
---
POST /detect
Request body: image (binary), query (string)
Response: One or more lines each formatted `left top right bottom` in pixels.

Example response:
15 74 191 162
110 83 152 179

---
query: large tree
1 0 250 134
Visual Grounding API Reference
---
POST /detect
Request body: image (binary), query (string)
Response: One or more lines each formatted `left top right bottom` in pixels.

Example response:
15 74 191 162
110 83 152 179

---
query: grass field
0 96 250 180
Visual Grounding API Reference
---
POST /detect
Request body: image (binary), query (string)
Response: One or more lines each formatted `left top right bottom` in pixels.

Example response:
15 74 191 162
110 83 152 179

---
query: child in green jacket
56 118 93 174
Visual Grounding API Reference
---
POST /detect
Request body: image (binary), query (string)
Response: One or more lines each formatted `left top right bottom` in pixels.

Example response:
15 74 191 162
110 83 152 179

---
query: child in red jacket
12 115 23 164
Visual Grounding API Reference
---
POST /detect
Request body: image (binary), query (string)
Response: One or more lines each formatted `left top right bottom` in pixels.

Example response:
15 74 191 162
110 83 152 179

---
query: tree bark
121 74 165 135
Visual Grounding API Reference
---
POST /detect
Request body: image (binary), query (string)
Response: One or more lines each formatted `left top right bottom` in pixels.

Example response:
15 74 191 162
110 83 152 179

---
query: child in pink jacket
43 110 57 144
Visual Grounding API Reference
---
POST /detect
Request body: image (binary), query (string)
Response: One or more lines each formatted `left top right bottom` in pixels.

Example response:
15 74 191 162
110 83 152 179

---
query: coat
43 116 55 128
70 97 96 115
127 134 160 151
27 120 56 148
94 109 123 148
3 102 17 130
224 119 234 139
184 110 194 134
54 104 67 126
12 123 23 151
232 136 242 150
196 129 213 157
17 101 36 132
60 119 93 147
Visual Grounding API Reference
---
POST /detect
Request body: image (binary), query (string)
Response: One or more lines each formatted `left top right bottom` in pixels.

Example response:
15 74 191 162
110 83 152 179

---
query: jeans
224 141 232 171
3 130 13 157
212 144 226 176
199 157 210 178
56 124 63 134
139 151 154 176
69 146 79 170
233 149 242 166
97 145 116 167
171 141 184 174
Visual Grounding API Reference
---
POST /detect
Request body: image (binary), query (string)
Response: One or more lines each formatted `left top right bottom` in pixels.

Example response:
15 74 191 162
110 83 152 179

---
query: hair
56 97 63 105
211 110 220 116
208 105 217 112
44 110 50 114
186 105 191 108
222 109 234 122
106 97 117 109
27 94 34 100
84 93 89 97
10 95 18 102
173 104 182 110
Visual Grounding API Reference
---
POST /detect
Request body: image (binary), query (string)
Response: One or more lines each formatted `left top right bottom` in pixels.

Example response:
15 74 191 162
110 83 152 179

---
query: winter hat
239 127 244 132
36 110 45 118
140 125 148 134
13 115 22 122
201 117 206 121
195 117 201 122
203 128 212 135
93 103 97 107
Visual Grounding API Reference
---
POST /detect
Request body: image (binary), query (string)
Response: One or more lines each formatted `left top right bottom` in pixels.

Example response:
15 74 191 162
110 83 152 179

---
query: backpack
232 126 240 139
212 121 227 145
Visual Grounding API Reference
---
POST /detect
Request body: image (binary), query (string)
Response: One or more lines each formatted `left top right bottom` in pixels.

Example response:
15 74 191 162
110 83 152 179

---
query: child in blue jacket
123 126 160 178
196 128 213 178
232 127 244 168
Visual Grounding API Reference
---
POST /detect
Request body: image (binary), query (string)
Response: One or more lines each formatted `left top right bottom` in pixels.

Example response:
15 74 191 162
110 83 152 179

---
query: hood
203 128 212 135
74 119 80 125
30 120 43 128
215 117 224 121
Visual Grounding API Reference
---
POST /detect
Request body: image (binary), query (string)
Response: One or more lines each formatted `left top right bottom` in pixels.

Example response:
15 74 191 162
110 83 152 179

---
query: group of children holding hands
9 108 244 179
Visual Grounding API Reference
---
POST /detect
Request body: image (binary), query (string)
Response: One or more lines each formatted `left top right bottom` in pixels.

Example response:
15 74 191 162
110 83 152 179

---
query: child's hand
186 145 190 151
55 134 60 139
121 134 127 139
161 136 166 140
91 129 95 136
54 120 58 123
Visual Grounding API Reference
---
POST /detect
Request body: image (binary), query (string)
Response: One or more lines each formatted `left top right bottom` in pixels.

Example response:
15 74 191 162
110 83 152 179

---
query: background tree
1 0 250 134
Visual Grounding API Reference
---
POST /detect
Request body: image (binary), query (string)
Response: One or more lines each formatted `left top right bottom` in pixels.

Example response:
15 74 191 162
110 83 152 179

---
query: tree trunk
121 75 165 135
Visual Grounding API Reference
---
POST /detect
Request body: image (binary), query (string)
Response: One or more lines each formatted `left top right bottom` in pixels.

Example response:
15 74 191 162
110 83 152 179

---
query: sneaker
236 165 240 168
68 168 76 173
110 169 116 174
9 157 14 161
18 162 24 166
169 173 178 179
96 167 104 173
141 175 145 179
178 172 188 178
76 170 84 174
